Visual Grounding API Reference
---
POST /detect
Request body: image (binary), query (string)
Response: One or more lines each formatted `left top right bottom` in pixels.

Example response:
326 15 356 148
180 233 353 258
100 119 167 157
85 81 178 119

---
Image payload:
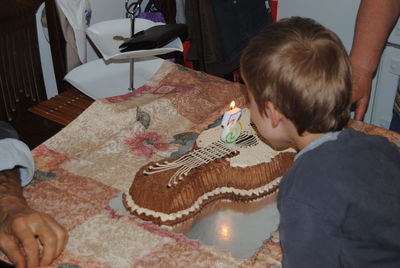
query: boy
240 17 400 268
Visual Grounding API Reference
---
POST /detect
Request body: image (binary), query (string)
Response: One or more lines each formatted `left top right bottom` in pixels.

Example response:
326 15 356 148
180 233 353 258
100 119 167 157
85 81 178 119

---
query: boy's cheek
252 122 270 142
256 130 281 150
268 135 294 151
257 128 290 151
249 110 255 122
249 106 262 124
271 140 291 150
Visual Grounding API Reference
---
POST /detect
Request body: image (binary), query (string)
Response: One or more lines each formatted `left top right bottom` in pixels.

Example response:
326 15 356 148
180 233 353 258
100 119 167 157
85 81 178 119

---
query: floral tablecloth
13 61 281 268
8 61 400 268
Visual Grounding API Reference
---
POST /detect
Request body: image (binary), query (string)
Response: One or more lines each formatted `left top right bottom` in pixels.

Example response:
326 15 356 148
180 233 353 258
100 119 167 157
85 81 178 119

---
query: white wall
86 0 126 61
277 0 378 123
278 0 361 53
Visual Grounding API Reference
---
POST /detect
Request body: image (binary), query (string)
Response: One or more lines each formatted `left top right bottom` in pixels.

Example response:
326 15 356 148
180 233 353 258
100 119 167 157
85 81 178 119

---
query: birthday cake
123 109 296 226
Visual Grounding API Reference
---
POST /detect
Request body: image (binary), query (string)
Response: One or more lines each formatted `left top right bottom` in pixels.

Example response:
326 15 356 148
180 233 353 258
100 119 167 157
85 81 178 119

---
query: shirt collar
294 131 341 161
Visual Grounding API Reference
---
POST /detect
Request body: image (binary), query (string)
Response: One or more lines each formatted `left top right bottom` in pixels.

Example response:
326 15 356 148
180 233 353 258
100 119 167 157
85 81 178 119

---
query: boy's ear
266 101 284 128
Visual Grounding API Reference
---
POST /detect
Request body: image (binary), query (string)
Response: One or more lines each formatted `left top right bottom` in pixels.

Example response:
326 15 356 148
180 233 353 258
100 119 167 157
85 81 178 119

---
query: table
5 61 399 267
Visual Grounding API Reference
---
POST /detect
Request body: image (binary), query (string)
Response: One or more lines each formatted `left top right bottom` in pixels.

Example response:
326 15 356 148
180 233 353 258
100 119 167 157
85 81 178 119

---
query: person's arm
350 0 400 120
0 131 68 268
0 168 68 268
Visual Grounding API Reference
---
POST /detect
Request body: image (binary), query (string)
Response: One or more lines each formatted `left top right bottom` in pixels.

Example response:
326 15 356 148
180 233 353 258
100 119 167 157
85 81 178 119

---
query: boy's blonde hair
240 17 352 135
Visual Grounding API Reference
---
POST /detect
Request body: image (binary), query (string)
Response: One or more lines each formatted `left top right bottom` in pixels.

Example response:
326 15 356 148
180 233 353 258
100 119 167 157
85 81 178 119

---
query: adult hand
0 205 68 268
351 64 374 121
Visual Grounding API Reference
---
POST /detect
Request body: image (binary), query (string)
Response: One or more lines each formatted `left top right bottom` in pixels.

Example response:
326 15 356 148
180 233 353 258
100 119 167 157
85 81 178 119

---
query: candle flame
230 101 236 110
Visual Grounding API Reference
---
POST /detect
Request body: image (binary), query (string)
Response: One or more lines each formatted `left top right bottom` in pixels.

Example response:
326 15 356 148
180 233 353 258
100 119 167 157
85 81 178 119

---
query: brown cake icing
123 149 295 226
123 109 296 226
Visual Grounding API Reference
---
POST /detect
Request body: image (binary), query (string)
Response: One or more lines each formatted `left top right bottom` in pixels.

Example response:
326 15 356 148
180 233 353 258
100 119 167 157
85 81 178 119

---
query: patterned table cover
6 61 399 268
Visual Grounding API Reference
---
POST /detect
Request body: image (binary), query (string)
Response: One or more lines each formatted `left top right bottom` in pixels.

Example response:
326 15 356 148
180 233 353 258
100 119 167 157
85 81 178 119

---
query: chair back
0 0 46 121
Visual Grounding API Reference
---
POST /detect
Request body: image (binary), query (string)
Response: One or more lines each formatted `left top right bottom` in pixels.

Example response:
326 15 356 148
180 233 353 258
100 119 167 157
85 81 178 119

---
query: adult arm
0 168 67 268
0 139 67 268
350 0 400 120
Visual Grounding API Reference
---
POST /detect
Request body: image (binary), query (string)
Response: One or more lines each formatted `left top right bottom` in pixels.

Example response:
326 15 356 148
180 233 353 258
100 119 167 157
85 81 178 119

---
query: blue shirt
278 128 400 268
0 138 34 186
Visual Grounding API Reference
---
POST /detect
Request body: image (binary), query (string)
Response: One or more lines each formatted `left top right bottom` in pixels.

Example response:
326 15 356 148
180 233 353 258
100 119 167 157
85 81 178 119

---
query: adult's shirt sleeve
279 197 339 268
0 138 34 186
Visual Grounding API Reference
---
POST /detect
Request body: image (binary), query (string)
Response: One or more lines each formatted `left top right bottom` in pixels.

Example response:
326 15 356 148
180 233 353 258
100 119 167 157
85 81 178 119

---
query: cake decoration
220 101 243 143
144 131 257 187
123 108 297 226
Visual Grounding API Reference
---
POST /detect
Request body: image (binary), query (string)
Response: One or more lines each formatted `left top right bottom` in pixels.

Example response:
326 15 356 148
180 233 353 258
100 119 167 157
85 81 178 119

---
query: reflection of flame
230 101 235 110
219 224 231 240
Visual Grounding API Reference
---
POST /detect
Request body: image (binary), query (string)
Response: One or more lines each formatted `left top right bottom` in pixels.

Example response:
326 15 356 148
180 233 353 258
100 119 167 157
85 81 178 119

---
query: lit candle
220 101 242 143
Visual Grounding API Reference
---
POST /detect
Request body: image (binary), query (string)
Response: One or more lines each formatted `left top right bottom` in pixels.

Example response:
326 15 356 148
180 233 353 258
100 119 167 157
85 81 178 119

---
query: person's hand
351 64 374 121
0 204 68 268
0 169 68 268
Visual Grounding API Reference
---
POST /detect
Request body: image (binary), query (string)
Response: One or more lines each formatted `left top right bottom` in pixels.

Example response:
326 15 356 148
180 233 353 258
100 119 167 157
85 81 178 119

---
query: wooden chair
28 0 94 126
28 0 177 126
0 0 48 122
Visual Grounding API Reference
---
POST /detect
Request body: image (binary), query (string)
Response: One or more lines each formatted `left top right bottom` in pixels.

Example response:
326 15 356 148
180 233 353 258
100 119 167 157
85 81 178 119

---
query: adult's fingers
354 95 370 121
47 218 68 259
36 216 67 267
12 220 40 268
351 69 373 121
0 235 26 268
4 210 67 267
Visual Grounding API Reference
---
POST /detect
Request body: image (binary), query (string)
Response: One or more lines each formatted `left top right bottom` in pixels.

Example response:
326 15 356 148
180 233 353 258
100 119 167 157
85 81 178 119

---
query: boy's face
248 91 292 150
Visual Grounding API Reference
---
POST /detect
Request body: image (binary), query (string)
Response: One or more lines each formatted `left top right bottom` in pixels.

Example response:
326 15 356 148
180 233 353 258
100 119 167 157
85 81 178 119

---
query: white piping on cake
144 131 258 187
195 110 296 168
124 176 282 222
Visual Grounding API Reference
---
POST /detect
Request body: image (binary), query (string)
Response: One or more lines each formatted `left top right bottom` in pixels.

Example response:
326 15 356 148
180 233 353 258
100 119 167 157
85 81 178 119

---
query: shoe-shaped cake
123 109 296 226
